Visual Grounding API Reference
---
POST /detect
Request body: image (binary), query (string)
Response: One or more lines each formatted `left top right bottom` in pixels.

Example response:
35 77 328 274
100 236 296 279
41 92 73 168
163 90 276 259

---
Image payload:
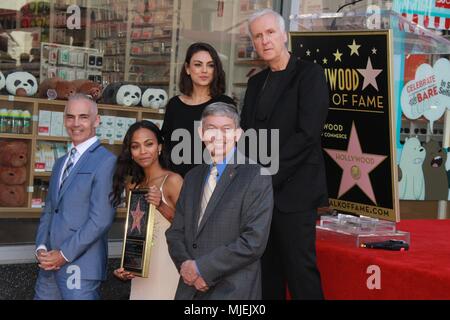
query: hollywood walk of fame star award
290 30 399 222
120 189 155 277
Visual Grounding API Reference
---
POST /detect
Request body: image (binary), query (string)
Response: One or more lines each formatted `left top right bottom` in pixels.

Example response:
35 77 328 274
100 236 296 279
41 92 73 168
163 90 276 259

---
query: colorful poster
398 57 450 201
290 30 399 221
393 0 450 30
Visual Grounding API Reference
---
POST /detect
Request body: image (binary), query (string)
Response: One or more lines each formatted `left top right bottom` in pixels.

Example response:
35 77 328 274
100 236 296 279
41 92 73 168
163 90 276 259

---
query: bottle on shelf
3 109 13 133
21 110 32 134
0 108 8 133
10 110 22 134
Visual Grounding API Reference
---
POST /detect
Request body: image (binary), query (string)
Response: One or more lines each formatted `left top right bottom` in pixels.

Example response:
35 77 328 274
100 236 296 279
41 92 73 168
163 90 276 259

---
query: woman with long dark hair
111 120 182 299
162 42 235 177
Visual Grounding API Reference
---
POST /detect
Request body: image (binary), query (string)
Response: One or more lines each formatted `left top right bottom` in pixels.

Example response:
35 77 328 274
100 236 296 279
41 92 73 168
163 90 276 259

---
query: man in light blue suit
34 94 116 300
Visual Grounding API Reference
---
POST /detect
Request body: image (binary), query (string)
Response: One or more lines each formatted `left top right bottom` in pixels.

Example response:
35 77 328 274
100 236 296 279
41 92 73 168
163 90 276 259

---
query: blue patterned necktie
60 147 77 190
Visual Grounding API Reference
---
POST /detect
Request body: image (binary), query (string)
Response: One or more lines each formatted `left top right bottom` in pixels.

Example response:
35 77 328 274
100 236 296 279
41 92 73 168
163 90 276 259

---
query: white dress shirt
59 136 99 188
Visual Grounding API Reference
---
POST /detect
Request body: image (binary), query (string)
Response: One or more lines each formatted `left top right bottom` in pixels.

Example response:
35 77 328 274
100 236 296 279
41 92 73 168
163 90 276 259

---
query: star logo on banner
357 57 383 91
130 201 145 234
372 47 377 55
322 57 328 64
306 49 311 56
348 39 361 56
324 122 387 205
333 49 343 62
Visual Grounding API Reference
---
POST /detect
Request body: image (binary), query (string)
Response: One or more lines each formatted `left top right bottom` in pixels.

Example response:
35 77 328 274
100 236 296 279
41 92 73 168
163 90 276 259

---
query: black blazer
240 55 329 213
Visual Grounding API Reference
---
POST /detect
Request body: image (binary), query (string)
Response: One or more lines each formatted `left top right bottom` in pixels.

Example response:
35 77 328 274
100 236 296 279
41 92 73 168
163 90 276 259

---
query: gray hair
247 8 286 37
201 102 240 128
65 93 98 115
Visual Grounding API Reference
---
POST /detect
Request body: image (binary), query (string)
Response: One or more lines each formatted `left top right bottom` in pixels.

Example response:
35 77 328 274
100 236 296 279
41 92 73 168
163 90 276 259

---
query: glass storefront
0 0 449 250
0 0 282 248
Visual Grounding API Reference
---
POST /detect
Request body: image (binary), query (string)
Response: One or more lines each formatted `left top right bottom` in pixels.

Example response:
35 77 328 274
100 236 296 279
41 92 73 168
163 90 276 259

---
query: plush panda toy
5 71 38 96
141 88 168 110
102 83 142 107
0 71 5 91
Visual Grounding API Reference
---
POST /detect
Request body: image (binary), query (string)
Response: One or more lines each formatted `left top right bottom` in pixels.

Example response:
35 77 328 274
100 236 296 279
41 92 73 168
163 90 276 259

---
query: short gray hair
65 93 98 115
201 102 240 128
247 8 286 37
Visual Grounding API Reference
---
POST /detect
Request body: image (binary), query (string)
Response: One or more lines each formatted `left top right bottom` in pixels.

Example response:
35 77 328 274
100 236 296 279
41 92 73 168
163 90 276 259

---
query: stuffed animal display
102 83 142 107
141 88 168 109
102 83 168 109
0 184 26 207
0 140 28 207
38 77 103 101
0 71 5 91
0 140 28 167
72 79 103 101
5 71 38 96
0 166 27 185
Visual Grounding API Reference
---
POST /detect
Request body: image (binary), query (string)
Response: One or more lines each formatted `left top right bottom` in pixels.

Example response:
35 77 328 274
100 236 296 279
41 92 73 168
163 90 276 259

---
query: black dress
161 95 235 177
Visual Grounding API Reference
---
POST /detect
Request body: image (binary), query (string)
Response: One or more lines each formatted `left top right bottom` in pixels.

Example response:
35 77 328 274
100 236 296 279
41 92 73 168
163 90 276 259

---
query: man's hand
38 250 67 270
194 276 209 292
35 249 48 265
180 260 199 286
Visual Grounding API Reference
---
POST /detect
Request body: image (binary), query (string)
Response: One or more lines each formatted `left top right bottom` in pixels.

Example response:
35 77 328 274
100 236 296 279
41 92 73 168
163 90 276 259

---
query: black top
162 94 235 177
241 54 330 212
255 56 297 130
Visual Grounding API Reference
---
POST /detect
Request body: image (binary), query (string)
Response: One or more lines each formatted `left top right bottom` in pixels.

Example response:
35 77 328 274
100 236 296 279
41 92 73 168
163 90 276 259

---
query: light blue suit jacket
35 140 116 281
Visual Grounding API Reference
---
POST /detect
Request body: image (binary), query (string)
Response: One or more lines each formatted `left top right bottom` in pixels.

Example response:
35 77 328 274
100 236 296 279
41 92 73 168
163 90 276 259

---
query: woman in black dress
162 42 235 177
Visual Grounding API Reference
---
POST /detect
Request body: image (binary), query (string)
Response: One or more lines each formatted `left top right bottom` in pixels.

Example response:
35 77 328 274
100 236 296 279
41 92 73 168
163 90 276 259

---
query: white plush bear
0 71 5 91
141 88 168 109
116 84 142 107
5 71 38 96
399 137 426 200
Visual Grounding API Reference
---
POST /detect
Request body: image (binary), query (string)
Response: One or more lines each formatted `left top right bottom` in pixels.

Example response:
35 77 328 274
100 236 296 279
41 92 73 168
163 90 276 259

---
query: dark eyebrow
193 59 213 64
65 113 90 117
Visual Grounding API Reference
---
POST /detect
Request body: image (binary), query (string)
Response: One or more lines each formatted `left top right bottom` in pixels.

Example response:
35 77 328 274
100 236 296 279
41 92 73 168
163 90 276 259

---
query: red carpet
316 219 450 299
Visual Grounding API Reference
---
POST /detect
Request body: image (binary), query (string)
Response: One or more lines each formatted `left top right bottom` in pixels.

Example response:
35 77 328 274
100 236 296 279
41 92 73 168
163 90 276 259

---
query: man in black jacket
241 8 329 300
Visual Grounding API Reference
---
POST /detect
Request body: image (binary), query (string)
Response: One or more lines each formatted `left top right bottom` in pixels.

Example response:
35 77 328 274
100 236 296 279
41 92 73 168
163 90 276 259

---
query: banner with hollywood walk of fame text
290 30 399 222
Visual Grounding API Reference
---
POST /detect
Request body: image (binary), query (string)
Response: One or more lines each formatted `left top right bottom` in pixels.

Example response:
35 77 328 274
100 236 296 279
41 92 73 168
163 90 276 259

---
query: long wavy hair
110 120 167 208
179 42 226 98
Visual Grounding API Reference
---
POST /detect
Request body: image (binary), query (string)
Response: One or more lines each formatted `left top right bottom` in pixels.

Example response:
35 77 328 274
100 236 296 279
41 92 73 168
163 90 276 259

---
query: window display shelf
0 95 165 216
0 133 34 140
34 172 52 178
0 208 43 219
36 136 71 142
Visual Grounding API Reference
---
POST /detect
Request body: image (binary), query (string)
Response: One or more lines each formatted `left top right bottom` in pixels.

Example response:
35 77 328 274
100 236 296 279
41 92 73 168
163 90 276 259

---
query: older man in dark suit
166 102 273 300
241 9 330 300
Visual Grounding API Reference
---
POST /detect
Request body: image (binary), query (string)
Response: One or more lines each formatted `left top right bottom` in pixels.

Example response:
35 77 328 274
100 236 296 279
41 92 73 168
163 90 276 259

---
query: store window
0 0 281 248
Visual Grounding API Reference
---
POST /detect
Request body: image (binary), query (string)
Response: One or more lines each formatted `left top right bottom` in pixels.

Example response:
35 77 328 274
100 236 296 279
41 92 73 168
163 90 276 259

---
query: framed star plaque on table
290 30 399 222
120 189 155 277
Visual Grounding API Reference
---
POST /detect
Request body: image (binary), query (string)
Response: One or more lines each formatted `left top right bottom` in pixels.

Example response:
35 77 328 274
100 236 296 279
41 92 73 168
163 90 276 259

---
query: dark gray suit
166 159 273 300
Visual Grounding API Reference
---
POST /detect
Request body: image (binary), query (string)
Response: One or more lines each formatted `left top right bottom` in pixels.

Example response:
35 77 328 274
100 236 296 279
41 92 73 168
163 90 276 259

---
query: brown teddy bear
37 77 77 100
0 184 26 207
0 140 28 167
37 77 61 98
72 79 103 101
0 166 27 185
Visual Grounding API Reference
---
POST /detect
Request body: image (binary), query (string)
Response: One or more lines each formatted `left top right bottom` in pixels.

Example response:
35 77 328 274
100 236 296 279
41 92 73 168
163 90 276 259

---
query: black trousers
261 207 324 300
